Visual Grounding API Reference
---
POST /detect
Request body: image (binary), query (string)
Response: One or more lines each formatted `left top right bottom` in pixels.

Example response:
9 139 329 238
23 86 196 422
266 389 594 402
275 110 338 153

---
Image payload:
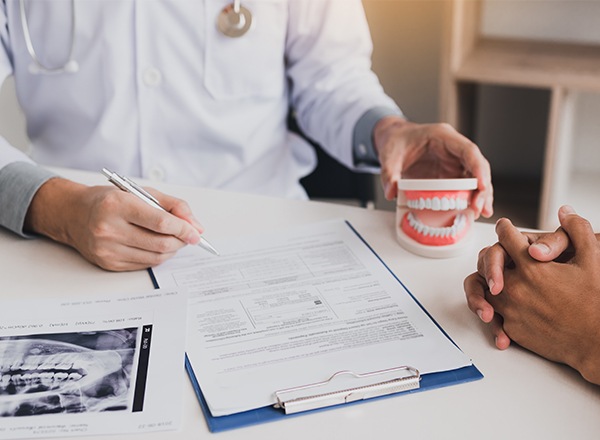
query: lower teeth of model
407 212 466 237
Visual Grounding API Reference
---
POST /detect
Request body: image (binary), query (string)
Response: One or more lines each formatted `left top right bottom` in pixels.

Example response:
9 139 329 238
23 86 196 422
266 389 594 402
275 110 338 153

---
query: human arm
466 206 600 347
465 207 600 384
285 1 492 219
21 175 204 271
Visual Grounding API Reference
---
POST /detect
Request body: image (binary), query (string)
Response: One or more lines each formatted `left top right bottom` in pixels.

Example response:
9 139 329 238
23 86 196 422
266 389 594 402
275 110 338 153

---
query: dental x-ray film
0 289 186 439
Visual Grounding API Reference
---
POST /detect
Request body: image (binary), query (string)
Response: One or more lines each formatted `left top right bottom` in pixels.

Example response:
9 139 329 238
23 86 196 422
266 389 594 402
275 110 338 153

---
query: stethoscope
19 0 79 74
217 0 253 38
19 0 254 75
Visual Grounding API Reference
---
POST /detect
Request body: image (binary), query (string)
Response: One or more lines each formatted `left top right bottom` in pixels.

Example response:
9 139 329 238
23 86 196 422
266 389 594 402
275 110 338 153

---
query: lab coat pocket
204 0 288 100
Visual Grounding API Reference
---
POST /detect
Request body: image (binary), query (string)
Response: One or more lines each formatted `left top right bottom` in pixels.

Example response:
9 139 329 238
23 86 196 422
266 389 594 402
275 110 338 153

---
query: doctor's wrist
372 116 413 157
24 177 88 245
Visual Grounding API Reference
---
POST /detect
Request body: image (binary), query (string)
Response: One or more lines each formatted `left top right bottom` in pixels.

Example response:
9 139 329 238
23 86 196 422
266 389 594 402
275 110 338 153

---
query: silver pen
101 168 220 256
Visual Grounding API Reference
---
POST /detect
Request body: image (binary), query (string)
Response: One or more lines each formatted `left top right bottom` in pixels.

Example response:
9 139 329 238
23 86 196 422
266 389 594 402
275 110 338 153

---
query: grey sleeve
352 106 404 168
0 161 58 237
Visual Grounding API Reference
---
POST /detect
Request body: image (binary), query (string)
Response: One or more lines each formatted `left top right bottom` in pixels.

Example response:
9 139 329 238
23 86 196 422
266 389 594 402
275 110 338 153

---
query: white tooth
444 227 451 237
57 362 72 371
407 213 414 227
68 372 83 381
450 225 457 237
54 372 68 381
441 197 450 211
448 198 456 210
416 223 424 234
0 374 10 386
30 372 40 381
418 198 425 209
22 373 32 381
40 372 54 384
432 197 441 211
424 198 431 209
10 374 22 383
458 199 468 210
423 226 431 236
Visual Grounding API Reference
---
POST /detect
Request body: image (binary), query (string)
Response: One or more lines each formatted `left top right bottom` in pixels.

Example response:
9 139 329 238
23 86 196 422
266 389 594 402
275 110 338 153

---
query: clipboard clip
273 366 420 414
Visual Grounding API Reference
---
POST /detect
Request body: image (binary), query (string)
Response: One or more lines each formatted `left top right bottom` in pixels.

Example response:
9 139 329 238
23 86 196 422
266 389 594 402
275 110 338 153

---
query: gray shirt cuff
0 162 58 237
352 107 403 168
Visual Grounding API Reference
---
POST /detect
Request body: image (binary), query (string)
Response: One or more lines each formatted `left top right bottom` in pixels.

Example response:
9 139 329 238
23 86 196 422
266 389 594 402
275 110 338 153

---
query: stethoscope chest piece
217 2 252 38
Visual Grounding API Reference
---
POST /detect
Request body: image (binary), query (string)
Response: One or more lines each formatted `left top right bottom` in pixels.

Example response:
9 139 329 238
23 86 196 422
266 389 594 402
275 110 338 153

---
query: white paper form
153 219 472 416
0 288 186 439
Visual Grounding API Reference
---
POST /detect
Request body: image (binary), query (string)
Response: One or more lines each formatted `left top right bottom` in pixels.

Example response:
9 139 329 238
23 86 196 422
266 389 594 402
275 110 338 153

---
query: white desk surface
2 168 599 440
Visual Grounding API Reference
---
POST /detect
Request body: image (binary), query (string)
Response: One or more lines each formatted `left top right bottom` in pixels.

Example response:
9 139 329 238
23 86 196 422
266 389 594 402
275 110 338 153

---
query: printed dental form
152 219 475 418
0 288 186 439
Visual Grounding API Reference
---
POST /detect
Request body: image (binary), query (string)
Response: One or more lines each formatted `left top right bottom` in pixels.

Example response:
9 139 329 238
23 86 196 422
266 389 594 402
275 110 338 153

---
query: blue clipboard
148 220 483 432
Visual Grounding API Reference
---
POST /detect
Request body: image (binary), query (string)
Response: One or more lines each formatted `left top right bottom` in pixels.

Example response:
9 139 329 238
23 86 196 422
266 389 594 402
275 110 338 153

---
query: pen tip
199 237 220 256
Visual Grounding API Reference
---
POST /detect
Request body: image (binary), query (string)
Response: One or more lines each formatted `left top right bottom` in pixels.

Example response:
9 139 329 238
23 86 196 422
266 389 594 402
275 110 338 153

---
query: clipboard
149 220 483 432
184 356 481 432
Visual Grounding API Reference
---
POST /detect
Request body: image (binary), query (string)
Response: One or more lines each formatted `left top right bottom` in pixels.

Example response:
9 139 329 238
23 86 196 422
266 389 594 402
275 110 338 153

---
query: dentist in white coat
0 0 493 271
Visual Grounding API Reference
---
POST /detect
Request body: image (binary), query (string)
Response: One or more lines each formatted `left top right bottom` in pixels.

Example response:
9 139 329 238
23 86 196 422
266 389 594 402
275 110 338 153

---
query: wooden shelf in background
440 0 600 230
456 38 600 92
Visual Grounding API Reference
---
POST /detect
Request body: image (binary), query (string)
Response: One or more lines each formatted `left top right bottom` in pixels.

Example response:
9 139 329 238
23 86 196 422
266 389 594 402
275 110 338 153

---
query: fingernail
476 196 484 210
531 243 551 255
187 231 201 245
487 278 495 293
384 182 392 198
560 205 576 215
476 309 484 321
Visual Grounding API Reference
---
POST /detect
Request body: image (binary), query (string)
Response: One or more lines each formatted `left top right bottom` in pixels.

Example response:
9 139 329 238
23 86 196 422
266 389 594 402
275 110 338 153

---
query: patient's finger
558 206 597 263
527 228 571 262
495 218 530 265
477 243 508 295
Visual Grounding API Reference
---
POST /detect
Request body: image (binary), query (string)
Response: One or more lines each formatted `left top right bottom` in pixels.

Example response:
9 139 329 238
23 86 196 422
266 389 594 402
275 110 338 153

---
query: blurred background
2 0 599 230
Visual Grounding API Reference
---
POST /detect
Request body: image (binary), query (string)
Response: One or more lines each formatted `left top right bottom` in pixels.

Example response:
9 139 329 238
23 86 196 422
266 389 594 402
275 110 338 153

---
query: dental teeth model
396 178 478 258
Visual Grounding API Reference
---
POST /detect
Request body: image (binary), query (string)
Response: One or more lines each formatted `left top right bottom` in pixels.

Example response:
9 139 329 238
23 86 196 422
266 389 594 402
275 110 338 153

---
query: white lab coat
0 0 399 198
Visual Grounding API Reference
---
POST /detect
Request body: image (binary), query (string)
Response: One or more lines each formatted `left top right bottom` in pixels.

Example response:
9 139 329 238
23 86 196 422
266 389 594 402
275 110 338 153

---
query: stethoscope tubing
19 0 252 75
19 0 78 74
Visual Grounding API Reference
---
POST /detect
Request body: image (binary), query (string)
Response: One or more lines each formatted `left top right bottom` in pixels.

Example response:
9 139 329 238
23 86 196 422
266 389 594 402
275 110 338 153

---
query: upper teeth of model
406 196 468 211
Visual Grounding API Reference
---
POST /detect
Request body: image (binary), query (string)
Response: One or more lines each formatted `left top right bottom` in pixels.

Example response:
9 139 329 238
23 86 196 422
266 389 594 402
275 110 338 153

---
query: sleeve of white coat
285 0 402 171
0 4 57 236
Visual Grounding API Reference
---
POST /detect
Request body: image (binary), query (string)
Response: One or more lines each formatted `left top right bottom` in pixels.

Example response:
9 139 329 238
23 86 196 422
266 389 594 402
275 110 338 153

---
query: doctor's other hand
24 177 203 271
465 207 600 385
374 116 493 220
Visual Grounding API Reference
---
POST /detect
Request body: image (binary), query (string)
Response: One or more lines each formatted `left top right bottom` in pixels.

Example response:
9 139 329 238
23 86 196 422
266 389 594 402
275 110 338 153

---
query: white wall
481 0 600 45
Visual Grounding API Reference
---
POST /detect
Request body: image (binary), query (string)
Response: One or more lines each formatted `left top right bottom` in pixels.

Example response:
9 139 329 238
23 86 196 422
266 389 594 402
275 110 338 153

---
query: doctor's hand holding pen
464 205 600 385
24 177 205 272
373 116 494 220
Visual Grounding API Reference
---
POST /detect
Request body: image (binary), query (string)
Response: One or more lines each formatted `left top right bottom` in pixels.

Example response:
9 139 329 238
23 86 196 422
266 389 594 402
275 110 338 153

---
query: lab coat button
143 67 162 87
357 143 368 157
148 166 165 181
